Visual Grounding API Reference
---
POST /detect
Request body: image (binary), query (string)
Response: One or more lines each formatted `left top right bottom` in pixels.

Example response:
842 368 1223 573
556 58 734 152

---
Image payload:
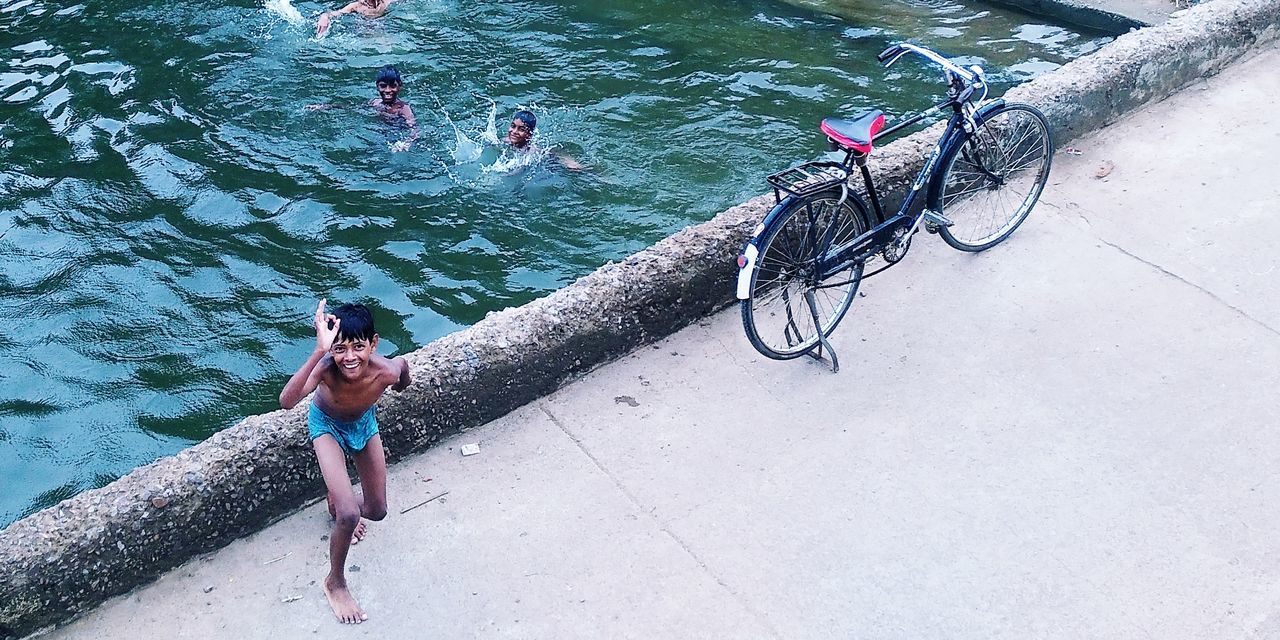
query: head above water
374 65 403 103
332 303 377 344
507 110 537 148
375 65 402 87
513 110 536 132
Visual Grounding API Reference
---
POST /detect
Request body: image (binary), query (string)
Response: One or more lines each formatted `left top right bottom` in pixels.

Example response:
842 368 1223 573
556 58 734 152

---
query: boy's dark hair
375 65 402 86
513 110 536 131
333 303 377 343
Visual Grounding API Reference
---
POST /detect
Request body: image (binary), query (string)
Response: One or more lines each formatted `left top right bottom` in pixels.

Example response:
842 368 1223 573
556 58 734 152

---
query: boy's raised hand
314 299 340 351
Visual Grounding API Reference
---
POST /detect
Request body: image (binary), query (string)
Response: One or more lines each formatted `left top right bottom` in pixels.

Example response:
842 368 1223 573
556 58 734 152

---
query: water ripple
0 0 1110 525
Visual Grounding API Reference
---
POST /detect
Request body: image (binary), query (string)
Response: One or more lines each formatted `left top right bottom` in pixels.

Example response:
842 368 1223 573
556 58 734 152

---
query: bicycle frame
812 94 1005 282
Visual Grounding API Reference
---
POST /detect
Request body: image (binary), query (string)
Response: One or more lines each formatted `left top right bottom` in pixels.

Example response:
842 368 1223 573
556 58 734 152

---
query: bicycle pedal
924 222 939 234
922 209 954 228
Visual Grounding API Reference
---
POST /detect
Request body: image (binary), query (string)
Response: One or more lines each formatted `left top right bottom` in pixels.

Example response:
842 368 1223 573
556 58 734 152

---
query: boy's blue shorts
309 403 379 453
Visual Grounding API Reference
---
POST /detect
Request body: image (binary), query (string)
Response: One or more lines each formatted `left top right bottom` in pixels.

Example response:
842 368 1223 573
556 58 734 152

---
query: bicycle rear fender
735 196 801 300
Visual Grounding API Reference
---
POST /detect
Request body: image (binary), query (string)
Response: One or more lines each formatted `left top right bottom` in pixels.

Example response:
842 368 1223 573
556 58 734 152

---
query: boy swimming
306 65 418 152
315 0 393 37
370 66 418 152
279 299 411 624
503 109 584 170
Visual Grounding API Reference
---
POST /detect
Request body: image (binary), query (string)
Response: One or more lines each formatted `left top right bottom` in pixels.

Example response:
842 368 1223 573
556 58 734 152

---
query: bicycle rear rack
765 161 850 203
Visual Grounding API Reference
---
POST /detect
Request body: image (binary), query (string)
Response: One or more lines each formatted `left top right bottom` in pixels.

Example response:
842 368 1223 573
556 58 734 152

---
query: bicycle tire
928 102 1053 252
740 187 870 359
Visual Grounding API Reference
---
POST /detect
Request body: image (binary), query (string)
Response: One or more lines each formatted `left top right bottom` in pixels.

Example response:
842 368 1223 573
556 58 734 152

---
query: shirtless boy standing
279 300 411 624
315 0 393 37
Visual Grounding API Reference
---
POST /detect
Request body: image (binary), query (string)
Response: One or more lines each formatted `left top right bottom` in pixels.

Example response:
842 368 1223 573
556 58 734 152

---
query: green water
0 0 1108 525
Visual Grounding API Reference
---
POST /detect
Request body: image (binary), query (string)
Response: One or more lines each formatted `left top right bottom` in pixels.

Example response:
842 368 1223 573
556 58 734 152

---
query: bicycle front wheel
929 103 1053 252
740 188 869 359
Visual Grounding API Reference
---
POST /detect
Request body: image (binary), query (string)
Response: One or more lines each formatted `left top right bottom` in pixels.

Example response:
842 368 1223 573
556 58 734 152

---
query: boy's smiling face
330 336 378 380
375 80 401 104
506 118 534 148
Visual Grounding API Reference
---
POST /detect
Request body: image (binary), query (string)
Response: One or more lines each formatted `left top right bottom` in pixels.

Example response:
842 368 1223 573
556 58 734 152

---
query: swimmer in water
306 65 418 153
504 110 584 171
315 0 393 37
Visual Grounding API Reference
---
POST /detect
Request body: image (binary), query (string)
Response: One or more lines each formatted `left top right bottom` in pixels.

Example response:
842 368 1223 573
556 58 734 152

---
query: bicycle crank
881 226 912 263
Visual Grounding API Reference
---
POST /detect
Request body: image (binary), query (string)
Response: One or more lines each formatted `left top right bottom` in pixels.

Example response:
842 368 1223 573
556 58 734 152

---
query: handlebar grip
877 44 902 64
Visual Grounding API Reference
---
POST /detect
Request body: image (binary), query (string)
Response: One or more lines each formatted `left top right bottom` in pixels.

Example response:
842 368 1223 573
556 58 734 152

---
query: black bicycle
736 42 1053 372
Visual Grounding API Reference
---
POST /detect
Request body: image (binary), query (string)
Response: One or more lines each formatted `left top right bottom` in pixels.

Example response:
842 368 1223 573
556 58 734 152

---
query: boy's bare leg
326 492 367 544
351 434 389 523
325 434 387 544
313 435 368 624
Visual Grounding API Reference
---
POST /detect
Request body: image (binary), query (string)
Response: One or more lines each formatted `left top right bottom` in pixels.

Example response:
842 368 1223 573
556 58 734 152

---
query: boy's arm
280 299 341 408
316 1 359 36
555 150 585 171
279 350 329 409
391 357 411 392
389 105 419 152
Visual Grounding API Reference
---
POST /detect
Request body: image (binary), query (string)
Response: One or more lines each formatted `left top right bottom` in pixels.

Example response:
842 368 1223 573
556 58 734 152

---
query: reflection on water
0 0 1109 525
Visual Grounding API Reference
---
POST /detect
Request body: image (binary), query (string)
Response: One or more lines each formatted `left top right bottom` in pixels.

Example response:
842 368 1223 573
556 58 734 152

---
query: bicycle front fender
925 98 1008 206
934 98 1008 163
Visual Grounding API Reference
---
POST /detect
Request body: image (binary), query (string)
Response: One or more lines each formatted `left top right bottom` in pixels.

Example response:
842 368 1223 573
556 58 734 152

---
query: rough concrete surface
34 40 1280 640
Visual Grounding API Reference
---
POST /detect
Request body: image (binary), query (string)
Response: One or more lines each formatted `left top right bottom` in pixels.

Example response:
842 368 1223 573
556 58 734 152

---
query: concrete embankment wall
3 0 1277 636
985 0 1148 31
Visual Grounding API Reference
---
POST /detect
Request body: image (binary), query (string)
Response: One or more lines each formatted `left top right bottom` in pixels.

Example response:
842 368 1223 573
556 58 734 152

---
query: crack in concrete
1097 239 1280 339
536 403 783 639
1039 198 1093 229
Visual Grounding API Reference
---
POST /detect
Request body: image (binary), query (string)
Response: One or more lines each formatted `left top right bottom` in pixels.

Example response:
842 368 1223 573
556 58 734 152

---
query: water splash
451 118 483 164
433 97 550 180
482 145 547 174
263 0 304 26
446 99 505 164
480 102 501 145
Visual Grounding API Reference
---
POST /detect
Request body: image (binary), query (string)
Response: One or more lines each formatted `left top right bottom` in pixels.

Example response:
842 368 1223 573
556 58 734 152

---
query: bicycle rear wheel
929 103 1052 252
740 188 869 359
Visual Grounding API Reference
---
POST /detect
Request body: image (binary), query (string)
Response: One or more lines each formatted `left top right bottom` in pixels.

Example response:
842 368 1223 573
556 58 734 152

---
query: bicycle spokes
938 105 1050 249
741 189 867 361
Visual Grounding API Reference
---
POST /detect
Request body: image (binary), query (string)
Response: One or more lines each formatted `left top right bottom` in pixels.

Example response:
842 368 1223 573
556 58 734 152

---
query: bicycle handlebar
878 42 982 85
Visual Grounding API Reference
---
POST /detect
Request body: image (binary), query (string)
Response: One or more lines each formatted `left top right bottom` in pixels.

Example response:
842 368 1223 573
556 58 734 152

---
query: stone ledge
986 0 1151 32
2 0 1277 636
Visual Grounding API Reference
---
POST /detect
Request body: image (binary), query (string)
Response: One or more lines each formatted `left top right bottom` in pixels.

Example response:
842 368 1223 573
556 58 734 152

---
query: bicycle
736 42 1053 372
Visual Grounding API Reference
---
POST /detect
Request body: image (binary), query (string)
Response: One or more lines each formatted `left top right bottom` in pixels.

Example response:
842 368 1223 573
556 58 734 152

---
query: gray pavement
42 45 1280 639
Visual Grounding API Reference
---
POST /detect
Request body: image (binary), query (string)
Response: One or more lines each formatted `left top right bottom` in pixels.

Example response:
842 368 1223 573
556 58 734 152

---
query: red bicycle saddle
820 110 885 154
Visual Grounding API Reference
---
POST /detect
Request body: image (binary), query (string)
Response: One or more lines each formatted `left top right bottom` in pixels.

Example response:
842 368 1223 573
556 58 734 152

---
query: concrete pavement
40 44 1280 639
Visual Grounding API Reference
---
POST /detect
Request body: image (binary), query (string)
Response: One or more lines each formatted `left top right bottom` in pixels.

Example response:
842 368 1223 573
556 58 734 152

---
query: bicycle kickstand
803 290 839 373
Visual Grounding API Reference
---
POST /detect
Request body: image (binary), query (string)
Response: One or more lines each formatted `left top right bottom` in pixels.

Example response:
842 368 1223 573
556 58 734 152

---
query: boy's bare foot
323 575 368 624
